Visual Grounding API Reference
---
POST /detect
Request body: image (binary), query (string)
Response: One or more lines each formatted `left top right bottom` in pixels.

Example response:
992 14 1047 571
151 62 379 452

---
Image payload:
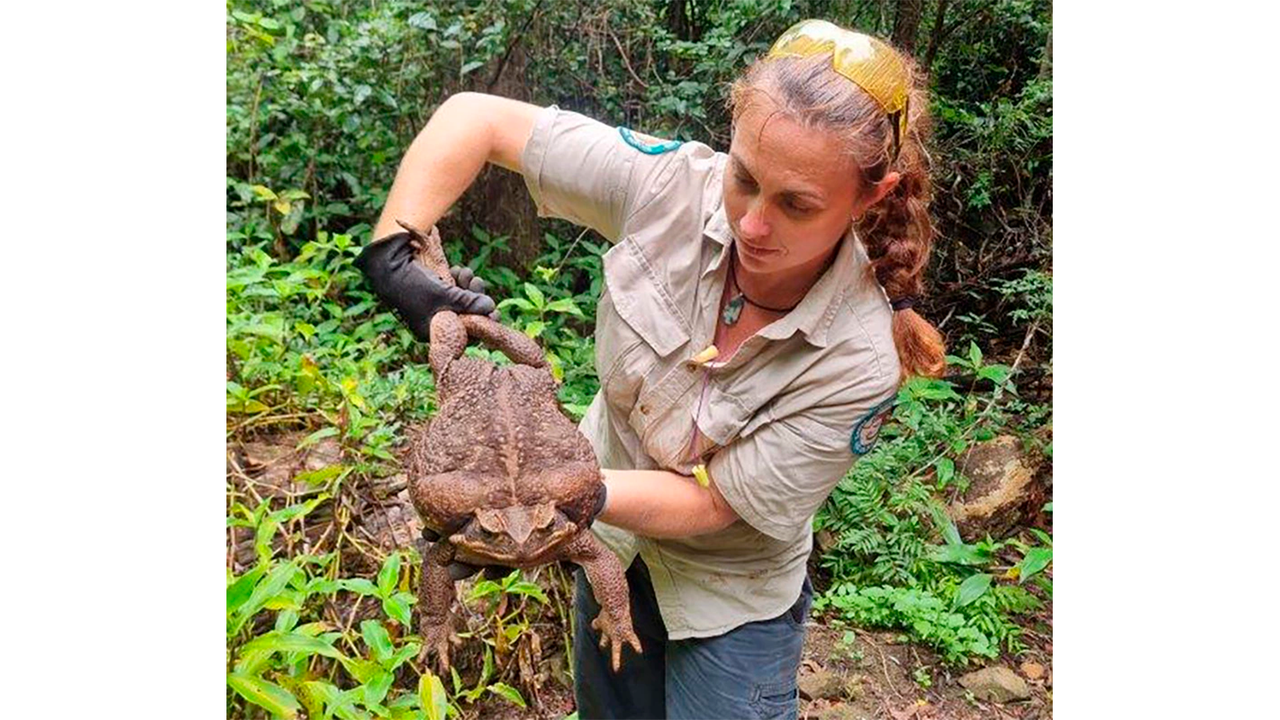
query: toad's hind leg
460 315 547 369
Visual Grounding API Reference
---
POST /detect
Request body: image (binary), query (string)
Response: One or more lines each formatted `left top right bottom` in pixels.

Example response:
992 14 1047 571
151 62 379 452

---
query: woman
358 19 945 720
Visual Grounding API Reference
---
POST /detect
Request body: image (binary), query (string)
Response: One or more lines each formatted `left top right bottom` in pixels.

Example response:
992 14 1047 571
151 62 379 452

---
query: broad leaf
523 283 545 309
1017 547 1053 583
419 672 449 720
487 682 527 708
227 672 300 718
377 552 402 597
227 565 266 617
361 619 393 663
953 573 993 608
384 594 413 627
364 670 394 706
241 631 344 660
232 562 297 634
935 457 955 487
338 578 378 596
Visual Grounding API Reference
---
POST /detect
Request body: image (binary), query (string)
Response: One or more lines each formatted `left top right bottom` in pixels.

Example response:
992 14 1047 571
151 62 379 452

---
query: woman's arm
597 468 741 538
373 92 543 239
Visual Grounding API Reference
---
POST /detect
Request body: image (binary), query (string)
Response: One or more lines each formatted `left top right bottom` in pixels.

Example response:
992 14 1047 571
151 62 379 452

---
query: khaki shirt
521 106 900 638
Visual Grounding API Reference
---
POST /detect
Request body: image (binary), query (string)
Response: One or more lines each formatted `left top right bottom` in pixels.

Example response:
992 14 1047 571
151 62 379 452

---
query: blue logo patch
850 396 896 456
617 126 683 155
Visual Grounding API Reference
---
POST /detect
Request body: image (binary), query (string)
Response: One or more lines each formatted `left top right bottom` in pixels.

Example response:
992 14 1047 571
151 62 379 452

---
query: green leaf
1042 501 1053 513
361 620 393 663
486 683 526 708
953 573 993 609
338 578 378 596
523 283 545 309
977 364 1012 385
467 579 502 601
496 297 534 312
408 12 437 31
460 60 486 76
298 426 338 449
419 672 449 720
299 681 340 719
233 562 297 634
384 594 413 627
364 670 394 707
388 642 421 671
1017 547 1053 583
935 457 955 487
505 581 548 603
377 552 401 597
227 565 266 617
967 341 982 368
928 504 962 547
270 495 329 524
928 543 990 566
338 656 381 684
227 672 300 718
294 464 346 487
522 321 546 339
250 185 278 202
544 298 585 317
241 631 345 660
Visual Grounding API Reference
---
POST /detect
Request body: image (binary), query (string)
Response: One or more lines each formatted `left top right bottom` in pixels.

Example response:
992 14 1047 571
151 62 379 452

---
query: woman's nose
739 202 770 240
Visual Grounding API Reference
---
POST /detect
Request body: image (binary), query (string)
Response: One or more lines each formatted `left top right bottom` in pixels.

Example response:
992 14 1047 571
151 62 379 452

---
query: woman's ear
853 171 902 220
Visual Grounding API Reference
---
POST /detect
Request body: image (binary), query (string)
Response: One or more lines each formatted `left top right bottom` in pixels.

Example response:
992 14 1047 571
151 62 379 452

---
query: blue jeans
573 558 812 720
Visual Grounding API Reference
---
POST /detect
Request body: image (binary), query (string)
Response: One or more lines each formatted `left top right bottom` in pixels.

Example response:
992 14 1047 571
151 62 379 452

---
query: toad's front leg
563 531 642 672
417 540 462 673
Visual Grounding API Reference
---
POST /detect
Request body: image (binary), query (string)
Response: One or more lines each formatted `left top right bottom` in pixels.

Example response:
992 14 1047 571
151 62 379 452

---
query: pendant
722 294 744 325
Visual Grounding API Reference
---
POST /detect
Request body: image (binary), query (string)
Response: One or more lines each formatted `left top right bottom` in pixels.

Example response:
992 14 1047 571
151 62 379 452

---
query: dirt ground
228 430 1052 720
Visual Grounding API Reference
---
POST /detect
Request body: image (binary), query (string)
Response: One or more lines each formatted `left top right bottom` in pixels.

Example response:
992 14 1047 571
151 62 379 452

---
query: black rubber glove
354 231 497 341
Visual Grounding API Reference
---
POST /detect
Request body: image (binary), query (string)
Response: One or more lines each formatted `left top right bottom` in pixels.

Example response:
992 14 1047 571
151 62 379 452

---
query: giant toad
396 221 641 672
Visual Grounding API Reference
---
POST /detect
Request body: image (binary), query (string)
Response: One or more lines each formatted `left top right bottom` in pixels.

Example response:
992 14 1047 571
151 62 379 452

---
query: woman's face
723 96 894 274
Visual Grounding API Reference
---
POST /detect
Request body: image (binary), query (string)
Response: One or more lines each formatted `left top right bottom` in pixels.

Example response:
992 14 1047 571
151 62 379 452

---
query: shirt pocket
602 234 691 357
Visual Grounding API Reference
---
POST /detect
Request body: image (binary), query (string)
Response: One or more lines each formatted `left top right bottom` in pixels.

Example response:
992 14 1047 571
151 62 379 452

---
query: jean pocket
750 680 798 720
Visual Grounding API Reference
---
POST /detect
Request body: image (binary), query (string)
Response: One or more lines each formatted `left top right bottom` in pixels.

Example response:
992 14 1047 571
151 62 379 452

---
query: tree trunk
1038 27 1052 80
923 0 951 72
892 0 924 54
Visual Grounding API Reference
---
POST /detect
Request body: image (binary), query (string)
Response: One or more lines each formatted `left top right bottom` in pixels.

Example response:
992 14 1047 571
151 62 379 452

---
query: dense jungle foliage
227 1 1052 717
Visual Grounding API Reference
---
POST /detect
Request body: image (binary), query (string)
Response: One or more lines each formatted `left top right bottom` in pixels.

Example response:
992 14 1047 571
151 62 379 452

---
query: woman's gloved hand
354 231 497 341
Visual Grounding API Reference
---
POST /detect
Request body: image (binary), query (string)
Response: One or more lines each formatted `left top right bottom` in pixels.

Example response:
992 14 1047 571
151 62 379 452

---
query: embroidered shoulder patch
617 126 683 155
851 396 896 456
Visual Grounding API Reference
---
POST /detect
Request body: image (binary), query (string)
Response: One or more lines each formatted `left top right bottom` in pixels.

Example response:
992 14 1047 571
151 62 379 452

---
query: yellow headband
766 19 910 160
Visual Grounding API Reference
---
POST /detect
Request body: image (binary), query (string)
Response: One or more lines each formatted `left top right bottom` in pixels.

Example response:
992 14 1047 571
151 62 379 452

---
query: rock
1019 661 1045 680
958 665 1031 703
813 703 872 720
798 667 845 701
947 436 1045 540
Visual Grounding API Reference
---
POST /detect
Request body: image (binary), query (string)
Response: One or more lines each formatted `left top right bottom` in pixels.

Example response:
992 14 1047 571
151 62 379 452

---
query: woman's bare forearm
373 92 541 239
597 468 740 538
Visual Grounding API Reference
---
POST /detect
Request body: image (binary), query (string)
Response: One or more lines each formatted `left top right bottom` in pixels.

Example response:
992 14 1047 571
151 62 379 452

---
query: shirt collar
702 205 865 349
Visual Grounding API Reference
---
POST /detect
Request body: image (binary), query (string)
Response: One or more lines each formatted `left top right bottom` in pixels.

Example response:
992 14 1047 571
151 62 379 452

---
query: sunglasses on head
766 19 910 161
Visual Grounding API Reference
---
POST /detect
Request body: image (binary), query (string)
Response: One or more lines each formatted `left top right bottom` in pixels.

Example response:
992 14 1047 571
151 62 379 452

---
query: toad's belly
451 535 576 568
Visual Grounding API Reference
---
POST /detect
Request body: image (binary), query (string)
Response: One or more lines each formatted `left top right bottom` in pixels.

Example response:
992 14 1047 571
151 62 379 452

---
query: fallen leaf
1019 661 1045 680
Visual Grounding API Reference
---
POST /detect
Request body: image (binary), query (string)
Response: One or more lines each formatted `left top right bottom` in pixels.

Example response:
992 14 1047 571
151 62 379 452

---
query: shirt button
639 404 650 415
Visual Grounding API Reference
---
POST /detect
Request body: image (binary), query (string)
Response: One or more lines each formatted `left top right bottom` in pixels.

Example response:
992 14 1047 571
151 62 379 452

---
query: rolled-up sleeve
519 106 684 243
708 385 898 543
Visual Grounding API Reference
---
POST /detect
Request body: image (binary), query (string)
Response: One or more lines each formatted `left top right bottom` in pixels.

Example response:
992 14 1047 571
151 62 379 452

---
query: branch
608 30 649 89
486 0 546 92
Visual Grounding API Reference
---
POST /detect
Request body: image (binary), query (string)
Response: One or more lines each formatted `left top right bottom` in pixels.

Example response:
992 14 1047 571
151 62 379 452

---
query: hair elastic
890 296 917 312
